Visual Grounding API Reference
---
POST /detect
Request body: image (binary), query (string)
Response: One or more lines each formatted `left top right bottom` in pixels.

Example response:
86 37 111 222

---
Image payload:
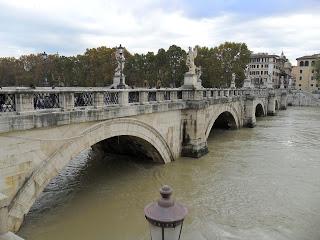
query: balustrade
0 87 283 115
0 93 16 112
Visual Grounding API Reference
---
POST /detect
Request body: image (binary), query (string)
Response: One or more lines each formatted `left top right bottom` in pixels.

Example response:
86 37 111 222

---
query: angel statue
115 45 125 75
186 46 198 74
244 65 250 79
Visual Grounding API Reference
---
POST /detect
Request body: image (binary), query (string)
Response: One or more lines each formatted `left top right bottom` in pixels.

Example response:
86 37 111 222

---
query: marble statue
115 46 125 75
267 73 273 88
280 76 284 89
196 66 202 82
186 46 198 74
230 73 236 88
244 65 250 79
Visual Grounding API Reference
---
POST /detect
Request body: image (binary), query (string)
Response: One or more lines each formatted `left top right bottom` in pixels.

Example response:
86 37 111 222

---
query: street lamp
41 51 49 87
117 44 126 89
144 185 188 240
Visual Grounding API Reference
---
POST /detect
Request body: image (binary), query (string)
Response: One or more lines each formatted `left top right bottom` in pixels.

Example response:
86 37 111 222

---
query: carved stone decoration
182 46 202 89
288 77 292 89
196 66 202 82
244 65 250 79
115 46 125 76
186 47 198 74
266 73 273 89
280 76 285 89
230 73 236 89
243 65 253 88
110 45 127 88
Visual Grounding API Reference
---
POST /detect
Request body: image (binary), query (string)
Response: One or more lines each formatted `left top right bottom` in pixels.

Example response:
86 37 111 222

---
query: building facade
248 52 292 88
293 54 320 92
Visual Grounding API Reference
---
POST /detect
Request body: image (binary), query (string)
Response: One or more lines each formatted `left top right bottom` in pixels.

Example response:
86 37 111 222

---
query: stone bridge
0 87 289 238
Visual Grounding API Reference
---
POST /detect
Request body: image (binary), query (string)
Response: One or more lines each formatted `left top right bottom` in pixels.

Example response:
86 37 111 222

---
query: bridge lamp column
117 44 126 89
144 185 188 240
41 51 49 87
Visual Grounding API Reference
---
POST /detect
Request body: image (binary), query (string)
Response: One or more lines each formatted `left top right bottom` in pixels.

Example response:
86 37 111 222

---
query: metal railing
0 87 282 114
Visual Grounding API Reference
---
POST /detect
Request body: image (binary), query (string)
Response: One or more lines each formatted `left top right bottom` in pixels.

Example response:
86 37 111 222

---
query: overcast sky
0 0 319 64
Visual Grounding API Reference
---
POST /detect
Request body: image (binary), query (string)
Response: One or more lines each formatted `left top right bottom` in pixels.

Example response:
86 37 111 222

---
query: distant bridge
0 86 289 238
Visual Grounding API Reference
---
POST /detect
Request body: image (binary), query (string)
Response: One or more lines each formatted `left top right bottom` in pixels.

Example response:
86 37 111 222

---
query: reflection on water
19 107 320 240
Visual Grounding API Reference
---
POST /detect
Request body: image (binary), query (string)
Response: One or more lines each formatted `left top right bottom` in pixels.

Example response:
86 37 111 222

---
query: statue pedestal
182 73 202 89
109 73 128 89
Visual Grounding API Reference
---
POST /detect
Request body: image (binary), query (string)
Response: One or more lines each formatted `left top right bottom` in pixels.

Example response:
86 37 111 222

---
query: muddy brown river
18 107 320 240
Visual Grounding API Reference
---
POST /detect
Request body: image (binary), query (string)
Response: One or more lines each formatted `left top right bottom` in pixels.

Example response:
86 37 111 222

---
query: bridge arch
7 118 173 232
205 106 240 139
255 102 265 117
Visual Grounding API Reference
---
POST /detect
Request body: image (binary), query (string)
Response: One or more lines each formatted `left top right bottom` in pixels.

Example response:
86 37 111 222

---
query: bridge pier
280 92 288 110
244 95 256 128
0 195 23 240
267 93 276 116
181 107 208 158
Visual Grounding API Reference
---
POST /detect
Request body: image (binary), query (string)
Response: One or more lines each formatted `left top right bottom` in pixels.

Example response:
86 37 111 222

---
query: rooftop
296 53 320 60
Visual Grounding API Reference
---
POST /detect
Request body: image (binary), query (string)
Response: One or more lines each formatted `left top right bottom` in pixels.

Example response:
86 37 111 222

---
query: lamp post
41 51 49 87
144 185 188 240
117 44 126 89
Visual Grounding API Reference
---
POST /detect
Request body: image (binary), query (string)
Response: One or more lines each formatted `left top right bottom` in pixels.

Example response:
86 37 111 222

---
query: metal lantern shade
144 185 188 240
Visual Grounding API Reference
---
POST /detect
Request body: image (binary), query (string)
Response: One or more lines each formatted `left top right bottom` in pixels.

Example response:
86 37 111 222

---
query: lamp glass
149 223 182 240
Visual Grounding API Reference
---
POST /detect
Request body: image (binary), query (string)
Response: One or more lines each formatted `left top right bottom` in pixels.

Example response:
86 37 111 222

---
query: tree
0 42 252 88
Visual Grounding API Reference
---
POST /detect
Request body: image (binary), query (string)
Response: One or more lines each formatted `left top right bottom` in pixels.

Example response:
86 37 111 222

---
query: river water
18 107 320 240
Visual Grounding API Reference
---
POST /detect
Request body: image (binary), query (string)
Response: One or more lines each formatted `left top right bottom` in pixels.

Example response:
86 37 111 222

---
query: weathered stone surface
0 87 292 232
0 232 24 240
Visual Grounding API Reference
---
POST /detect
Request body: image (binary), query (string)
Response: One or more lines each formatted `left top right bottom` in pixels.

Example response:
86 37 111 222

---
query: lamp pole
144 185 188 240
117 44 126 89
41 52 49 87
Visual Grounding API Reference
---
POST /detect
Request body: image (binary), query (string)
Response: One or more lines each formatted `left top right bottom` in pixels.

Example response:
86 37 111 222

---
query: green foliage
196 42 251 88
0 42 250 88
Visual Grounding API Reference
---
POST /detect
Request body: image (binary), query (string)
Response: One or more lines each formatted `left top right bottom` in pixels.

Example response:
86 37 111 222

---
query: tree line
0 42 251 88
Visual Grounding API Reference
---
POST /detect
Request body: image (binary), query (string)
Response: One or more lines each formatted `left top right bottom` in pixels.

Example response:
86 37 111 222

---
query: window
300 70 303 73
311 76 314 80
311 84 313 87
312 61 315 66
299 84 301 86
305 61 309 66
300 61 304 66
316 84 319 87
261 71 263 75
312 70 314 73
300 76 302 80
265 64 268 68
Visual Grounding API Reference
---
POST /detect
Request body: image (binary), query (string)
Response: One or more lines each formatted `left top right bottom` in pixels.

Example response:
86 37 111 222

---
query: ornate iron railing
0 94 16 112
129 91 139 103
148 92 156 102
0 87 278 115
74 92 93 107
34 93 59 109
104 92 119 105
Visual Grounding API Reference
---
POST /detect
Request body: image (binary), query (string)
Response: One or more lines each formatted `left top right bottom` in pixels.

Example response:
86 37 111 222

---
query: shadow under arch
8 118 174 232
275 100 279 110
205 108 239 140
255 103 265 117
